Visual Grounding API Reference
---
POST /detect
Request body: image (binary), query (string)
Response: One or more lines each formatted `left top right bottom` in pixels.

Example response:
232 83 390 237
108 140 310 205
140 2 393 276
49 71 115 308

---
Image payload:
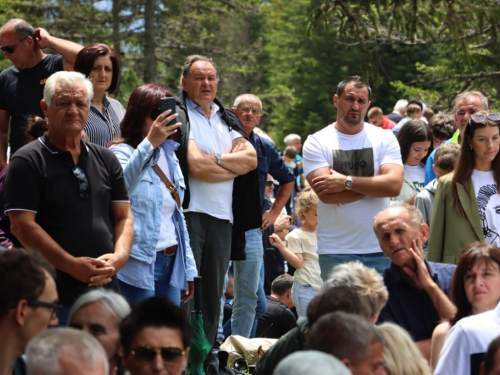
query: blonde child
269 188 322 317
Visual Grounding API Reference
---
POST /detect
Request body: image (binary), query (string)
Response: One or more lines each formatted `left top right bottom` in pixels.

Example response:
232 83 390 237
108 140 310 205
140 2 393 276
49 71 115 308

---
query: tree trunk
143 0 156 82
112 0 122 94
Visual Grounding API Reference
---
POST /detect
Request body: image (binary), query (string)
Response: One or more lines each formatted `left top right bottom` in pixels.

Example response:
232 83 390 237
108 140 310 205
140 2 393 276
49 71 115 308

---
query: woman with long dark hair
391 119 433 204
428 111 500 263
74 43 125 147
430 242 500 372
109 83 197 306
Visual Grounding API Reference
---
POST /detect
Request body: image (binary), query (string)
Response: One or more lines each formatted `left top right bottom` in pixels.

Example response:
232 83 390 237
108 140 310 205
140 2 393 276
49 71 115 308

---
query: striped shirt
84 95 125 147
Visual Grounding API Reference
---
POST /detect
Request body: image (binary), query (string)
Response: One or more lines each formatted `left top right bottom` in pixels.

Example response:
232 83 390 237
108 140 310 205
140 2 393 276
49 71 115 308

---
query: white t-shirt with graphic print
303 123 402 255
404 163 426 192
472 169 500 247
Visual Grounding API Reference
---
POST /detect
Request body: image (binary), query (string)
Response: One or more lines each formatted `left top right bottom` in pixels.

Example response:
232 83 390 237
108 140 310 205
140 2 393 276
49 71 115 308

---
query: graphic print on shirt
477 184 500 245
332 148 375 177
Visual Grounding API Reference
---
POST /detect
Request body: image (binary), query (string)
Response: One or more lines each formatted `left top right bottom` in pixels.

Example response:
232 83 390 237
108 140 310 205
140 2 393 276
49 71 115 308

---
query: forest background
1 0 500 148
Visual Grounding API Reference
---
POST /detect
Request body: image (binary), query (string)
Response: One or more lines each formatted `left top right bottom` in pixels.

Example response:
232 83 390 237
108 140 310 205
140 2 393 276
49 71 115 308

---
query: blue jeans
292 282 318 318
119 252 181 306
231 229 268 337
318 253 390 281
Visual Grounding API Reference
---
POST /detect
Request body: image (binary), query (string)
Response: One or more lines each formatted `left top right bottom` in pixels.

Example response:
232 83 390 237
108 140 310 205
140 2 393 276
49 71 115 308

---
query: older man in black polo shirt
4 71 133 325
373 204 456 361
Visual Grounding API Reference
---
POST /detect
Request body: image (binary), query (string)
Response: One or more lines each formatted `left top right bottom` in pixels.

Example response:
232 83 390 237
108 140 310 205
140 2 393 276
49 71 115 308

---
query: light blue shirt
110 138 197 290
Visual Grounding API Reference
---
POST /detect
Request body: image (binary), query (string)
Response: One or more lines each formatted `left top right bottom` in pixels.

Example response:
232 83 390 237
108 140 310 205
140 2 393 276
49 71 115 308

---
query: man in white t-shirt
303 76 403 279
174 55 258 355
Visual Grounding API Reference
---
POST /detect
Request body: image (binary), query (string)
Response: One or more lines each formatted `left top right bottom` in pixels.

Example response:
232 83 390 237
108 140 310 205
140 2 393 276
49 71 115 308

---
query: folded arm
187 139 238 182
215 137 257 175
307 166 364 204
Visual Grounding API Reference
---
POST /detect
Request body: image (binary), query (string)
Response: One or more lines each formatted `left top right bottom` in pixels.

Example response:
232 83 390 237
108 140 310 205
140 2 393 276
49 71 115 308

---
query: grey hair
283 134 301 145
26 328 109 375
325 261 388 318
372 203 424 236
273 350 351 375
180 54 219 80
306 312 385 368
43 71 93 107
394 99 408 111
232 94 263 111
453 91 488 114
68 289 131 324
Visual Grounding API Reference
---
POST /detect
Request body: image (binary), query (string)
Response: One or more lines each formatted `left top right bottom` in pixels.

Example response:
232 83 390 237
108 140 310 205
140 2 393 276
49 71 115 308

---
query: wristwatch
344 175 353 190
214 153 222 166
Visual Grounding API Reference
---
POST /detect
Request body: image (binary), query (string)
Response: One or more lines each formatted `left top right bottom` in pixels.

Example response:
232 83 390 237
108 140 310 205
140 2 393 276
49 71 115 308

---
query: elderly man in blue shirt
373 204 456 361
230 94 295 338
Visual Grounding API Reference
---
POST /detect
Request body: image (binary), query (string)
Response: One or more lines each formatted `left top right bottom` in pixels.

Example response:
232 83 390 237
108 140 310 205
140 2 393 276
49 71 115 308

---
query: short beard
339 114 363 127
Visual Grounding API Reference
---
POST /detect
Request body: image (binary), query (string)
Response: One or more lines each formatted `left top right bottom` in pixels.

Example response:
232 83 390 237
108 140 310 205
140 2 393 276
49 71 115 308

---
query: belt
161 245 177 256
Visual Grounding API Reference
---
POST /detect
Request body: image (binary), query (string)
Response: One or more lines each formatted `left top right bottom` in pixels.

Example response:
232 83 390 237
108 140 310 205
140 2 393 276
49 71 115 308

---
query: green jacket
254 319 308 375
428 173 483 264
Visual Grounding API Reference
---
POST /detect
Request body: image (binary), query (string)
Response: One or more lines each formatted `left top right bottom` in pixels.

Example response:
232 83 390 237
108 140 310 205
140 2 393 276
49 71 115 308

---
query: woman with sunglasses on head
430 242 500 372
109 83 197 306
74 43 125 147
428 111 500 264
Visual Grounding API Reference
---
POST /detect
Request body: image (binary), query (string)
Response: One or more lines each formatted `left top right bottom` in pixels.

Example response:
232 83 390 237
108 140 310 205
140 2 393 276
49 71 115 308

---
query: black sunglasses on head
130 346 186 363
72 167 90 199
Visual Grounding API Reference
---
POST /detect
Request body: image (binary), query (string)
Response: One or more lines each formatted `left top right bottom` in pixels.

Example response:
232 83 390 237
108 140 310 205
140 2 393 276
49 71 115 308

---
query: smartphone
160 97 177 126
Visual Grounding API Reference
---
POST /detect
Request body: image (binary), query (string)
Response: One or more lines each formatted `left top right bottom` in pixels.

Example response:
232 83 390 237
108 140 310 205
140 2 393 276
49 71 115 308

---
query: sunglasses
72 167 90 198
0 37 27 54
469 113 500 126
27 299 62 320
266 181 274 187
130 346 186 364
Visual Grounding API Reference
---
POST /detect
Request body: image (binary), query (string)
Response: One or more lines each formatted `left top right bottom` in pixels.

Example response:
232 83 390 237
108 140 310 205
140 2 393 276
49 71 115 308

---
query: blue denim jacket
110 138 197 290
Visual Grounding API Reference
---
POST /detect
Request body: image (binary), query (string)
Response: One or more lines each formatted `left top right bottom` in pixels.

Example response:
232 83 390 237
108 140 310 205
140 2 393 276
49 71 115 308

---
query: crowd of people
1 17 500 375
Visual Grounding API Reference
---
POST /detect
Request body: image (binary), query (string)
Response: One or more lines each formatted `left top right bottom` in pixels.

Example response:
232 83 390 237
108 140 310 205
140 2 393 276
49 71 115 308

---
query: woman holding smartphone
110 83 197 306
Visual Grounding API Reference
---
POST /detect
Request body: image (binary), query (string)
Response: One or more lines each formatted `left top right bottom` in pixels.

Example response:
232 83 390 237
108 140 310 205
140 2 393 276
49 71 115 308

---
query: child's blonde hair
294 188 318 222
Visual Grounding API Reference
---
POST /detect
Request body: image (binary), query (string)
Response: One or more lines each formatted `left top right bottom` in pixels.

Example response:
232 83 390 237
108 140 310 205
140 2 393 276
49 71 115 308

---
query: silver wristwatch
215 153 222 166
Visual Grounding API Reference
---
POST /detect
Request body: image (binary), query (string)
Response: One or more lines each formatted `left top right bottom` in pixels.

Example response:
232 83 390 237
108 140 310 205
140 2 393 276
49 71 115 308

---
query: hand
231 141 247 153
97 253 128 271
273 214 291 232
402 238 434 291
34 28 51 49
311 169 346 196
269 233 285 250
261 209 280 231
181 281 195 302
69 257 115 285
147 110 181 149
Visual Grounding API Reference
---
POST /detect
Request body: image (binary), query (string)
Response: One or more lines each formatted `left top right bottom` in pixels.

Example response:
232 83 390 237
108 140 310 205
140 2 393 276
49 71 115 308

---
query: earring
470 146 473 150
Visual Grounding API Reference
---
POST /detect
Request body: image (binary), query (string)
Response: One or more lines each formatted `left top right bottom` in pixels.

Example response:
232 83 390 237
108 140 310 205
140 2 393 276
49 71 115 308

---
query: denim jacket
110 138 197 290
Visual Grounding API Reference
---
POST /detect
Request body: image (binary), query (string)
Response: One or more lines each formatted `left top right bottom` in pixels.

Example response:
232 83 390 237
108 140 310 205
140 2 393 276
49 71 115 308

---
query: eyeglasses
72 167 90 198
27 300 62 320
0 37 27 54
266 181 274 187
469 113 500 126
239 106 262 116
130 346 186 364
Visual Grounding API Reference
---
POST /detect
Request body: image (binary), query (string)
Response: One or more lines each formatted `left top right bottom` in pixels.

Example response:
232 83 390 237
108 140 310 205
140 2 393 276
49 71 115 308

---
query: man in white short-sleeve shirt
174 55 258 357
303 76 403 278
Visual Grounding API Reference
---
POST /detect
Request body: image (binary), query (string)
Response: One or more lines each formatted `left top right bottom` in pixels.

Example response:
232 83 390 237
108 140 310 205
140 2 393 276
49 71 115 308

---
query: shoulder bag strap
152 164 181 209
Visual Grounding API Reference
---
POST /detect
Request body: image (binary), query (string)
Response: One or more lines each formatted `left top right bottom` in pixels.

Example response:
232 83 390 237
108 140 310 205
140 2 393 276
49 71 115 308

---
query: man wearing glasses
0 248 59 375
0 19 82 170
3 71 133 326
229 94 294 338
